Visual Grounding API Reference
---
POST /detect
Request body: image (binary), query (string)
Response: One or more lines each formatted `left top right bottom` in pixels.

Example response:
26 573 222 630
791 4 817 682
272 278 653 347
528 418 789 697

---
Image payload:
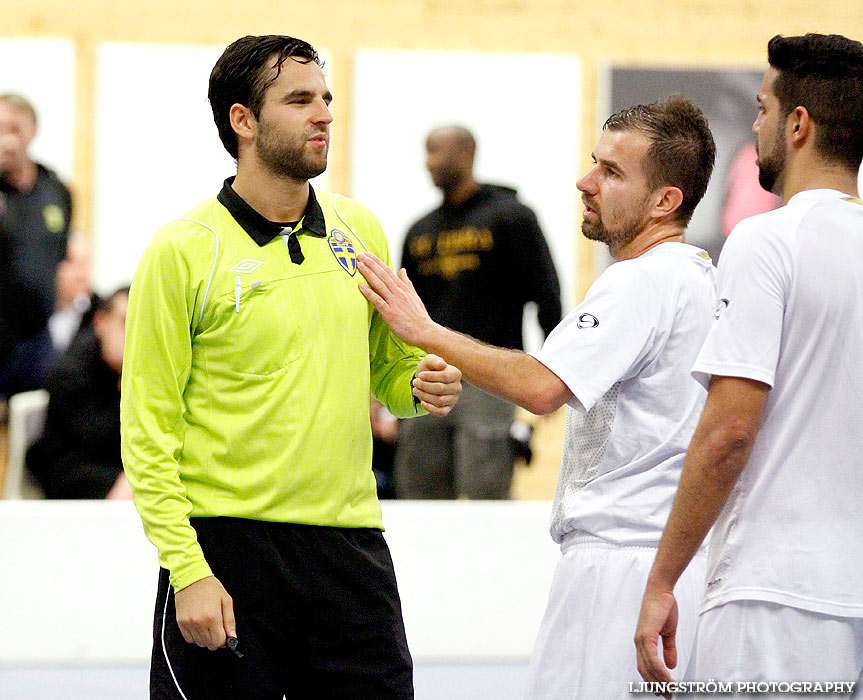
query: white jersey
693 189 863 618
532 242 715 545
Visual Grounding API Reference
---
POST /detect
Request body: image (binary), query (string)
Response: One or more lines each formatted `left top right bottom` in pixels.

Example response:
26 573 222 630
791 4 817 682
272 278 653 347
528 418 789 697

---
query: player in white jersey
635 34 863 699
357 95 717 699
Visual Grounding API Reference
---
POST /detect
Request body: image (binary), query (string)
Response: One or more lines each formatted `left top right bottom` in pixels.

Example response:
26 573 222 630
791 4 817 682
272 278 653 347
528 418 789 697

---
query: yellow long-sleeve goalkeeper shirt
121 181 425 592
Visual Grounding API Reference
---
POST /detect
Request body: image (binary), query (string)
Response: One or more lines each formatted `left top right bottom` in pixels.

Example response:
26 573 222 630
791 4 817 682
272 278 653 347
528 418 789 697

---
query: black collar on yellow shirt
217 176 326 264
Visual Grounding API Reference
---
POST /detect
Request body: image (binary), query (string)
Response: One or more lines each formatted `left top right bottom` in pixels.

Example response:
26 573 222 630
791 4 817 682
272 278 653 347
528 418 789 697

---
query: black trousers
150 518 413 700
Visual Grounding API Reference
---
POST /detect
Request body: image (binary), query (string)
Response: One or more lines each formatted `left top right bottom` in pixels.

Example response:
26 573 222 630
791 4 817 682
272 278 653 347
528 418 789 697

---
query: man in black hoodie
398 125 561 499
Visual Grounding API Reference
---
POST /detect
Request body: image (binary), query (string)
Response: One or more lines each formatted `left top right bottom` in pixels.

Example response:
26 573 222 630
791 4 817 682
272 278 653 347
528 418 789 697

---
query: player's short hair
767 33 863 172
208 35 323 159
603 96 716 227
0 93 38 126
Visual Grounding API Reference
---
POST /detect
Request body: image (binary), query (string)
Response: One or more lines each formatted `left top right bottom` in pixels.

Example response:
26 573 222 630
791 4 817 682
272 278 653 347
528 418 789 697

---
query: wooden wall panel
5 0 861 296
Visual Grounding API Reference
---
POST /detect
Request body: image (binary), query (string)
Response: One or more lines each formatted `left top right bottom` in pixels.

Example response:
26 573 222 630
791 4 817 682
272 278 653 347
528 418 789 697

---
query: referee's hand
414 354 462 417
175 575 237 651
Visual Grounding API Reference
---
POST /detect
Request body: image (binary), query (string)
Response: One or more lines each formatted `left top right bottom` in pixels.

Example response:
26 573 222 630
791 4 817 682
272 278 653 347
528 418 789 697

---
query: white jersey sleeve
532 260 664 413
692 216 792 388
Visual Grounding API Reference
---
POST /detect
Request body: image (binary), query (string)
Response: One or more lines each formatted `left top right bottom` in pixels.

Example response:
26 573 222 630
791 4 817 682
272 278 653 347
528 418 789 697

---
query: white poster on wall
350 50 582 322
0 38 76 183
92 42 231 294
92 42 333 294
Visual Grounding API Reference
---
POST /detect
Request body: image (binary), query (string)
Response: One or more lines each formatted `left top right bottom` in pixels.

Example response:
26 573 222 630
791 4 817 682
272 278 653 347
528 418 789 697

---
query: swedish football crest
328 229 357 276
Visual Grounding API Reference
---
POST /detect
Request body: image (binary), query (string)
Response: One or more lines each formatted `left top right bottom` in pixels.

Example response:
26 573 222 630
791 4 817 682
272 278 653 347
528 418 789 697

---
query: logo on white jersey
576 313 599 329
714 298 730 320
230 259 264 274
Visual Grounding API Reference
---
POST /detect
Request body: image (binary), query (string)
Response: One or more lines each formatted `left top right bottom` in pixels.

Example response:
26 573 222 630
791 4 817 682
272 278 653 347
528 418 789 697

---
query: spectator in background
3 233 97 392
398 125 562 499
27 287 130 499
0 93 72 397
49 233 97 353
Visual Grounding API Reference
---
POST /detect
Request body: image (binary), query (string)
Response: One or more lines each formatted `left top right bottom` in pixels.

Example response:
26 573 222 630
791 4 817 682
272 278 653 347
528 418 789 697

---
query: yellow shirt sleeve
121 227 213 592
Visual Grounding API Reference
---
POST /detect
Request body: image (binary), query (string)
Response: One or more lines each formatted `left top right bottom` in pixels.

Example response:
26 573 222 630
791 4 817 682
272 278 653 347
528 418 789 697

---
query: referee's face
252 57 334 181
577 129 653 251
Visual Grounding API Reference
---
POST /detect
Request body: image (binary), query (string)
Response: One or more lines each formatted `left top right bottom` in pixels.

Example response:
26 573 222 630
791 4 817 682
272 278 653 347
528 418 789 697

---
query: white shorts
525 536 706 700
684 600 863 699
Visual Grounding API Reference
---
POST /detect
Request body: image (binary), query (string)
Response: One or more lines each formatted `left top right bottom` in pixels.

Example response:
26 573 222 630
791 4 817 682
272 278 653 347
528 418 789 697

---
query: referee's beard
255 123 329 181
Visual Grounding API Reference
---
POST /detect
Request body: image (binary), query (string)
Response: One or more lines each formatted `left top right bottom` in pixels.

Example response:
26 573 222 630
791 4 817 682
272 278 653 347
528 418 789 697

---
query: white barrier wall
0 501 558 665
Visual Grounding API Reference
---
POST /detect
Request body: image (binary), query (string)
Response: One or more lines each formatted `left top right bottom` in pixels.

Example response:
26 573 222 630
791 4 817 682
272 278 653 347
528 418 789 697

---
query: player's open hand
413 353 462 416
357 253 435 347
174 575 236 651
634 585 679 699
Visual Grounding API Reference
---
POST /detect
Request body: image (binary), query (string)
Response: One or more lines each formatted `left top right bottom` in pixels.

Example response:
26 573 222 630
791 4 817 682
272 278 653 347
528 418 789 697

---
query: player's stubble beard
581 195 651 251
756 129 786 195
255 117 328 181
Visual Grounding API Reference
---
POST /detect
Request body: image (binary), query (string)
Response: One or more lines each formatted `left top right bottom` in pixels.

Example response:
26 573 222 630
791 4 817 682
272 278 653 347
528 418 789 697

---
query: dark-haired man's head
209 35 332 181
757 33 863 193
577 96 716 254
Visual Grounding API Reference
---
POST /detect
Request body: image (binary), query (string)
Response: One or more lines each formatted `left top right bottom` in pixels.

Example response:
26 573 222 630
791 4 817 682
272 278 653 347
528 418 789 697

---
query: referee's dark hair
209 35 324 159
603 96 716 228
768 33 863 172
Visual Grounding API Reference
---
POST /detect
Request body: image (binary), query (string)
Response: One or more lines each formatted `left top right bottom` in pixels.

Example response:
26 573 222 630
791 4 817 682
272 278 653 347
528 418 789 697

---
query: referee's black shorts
150 517 413 700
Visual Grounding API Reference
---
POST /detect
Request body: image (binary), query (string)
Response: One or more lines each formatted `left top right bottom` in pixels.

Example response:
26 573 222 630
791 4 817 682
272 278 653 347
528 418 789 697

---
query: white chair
3 389 49 499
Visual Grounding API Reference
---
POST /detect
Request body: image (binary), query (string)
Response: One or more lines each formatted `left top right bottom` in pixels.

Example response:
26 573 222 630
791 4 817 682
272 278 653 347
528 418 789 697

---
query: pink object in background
721 142 781 237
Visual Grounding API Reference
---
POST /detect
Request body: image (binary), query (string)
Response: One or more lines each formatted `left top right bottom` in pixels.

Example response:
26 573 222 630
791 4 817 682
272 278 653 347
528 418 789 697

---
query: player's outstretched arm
357 253 436 348
357 253 572 415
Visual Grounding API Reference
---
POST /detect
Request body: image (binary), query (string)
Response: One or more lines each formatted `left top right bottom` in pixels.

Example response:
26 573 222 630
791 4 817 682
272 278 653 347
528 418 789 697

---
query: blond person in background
0 93 72 396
